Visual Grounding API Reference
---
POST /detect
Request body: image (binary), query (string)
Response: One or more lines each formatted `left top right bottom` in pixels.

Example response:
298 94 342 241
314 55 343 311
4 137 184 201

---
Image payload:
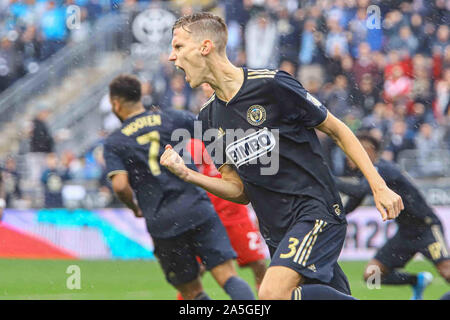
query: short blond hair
172 12 228 53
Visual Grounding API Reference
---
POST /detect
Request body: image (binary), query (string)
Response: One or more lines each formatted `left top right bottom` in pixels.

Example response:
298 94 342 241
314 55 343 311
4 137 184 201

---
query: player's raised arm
316 112 404 221
160 145 249 204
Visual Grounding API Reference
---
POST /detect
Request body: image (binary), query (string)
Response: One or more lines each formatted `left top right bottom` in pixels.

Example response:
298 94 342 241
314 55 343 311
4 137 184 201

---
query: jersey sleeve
273 70 329 128
103 141 127 179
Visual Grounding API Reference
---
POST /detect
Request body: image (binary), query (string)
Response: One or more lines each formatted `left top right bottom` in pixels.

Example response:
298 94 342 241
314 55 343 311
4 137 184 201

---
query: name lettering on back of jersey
225 128 276 168
121 115 162 136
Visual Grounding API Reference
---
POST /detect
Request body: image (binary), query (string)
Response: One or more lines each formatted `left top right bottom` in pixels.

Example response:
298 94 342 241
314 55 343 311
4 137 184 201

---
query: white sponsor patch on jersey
225 128 276 168
306 92 322 107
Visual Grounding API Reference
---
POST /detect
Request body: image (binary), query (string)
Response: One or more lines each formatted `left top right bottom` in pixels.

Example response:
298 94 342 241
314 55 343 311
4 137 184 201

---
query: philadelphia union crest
247 105 267 126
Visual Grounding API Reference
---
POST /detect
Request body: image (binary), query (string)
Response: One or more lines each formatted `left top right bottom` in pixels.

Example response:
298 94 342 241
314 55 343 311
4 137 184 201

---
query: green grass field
0 259 448 300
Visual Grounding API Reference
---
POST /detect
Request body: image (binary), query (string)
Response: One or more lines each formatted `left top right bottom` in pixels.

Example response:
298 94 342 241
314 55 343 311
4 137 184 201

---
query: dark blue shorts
269 218 350 294
375 223 450 269
152 215 237 286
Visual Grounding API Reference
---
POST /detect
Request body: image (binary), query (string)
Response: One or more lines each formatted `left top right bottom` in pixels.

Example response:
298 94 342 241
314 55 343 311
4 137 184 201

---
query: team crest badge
247 105 267 126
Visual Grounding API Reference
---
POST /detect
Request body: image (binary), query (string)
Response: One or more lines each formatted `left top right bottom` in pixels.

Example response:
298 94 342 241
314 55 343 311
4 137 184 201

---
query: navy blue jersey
103 109 214 238
197 68 345 246
336 159 441 229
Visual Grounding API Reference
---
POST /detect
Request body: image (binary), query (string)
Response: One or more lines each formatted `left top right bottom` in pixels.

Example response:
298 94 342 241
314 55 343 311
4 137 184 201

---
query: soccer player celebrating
160 12 403 300
335 133 450 300
103 74 255 300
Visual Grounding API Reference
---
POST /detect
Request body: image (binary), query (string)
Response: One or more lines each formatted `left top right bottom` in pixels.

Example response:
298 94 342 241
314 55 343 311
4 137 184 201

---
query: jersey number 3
137 131 161 176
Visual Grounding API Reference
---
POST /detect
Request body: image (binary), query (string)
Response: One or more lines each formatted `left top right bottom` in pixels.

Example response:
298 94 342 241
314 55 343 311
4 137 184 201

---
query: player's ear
110 97 119 111
200 39 213 56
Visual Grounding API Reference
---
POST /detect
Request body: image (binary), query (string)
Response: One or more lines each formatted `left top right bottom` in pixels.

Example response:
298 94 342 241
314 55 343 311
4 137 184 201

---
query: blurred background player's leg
192 215 255 300
366 228 436 300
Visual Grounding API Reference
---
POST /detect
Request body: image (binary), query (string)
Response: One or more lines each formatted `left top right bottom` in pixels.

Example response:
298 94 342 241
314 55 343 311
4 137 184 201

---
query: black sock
381 271 417 286
291 285 357 300
223 276 255 300
194 292 211 300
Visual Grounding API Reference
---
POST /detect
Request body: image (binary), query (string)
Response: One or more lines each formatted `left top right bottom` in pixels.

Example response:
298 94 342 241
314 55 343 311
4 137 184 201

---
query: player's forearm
185 169 249 204
114 186 140 212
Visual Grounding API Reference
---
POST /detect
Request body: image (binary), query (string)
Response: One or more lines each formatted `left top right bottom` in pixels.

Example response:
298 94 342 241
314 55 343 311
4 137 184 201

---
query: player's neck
124 105 146 120
206 58 243 103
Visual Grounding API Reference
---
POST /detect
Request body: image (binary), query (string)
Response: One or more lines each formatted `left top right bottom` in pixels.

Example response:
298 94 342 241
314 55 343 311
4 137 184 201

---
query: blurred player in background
336 133 450 300
103 74 255 300
161 12 403 300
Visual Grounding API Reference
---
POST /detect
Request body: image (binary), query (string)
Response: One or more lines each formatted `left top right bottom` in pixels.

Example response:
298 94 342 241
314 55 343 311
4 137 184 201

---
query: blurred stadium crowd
0 0 449 209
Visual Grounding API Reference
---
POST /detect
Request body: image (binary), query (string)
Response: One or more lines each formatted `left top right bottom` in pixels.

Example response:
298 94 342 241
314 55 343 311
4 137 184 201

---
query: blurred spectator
415 122 445 151
276 6 300 64
384 50 413 79
351 73 381 116
406 102 432 132
433 25 449 56
245 10 278 69
361 102 393 136
323 74 352 119
161 72 191 110
434 68 450 121
298 19 324 66
414 122 446 176
383 65 412 105
95 144 115 207
411 66 433 104
325 17 349 58
41 153 70 208
99 93 121 133
30 108 54 153
2 156 22 208
16 25 41 74
39 1 67 60
141 79 156 110
352 42 380 88
388 25 419 57
27 108 55 186
348 6 368 56
0 36 22 92
383 119 416 162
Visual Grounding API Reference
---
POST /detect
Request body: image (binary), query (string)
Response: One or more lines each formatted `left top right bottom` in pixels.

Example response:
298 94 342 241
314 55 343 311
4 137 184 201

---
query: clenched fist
160 145 190 181
373 185 404 221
